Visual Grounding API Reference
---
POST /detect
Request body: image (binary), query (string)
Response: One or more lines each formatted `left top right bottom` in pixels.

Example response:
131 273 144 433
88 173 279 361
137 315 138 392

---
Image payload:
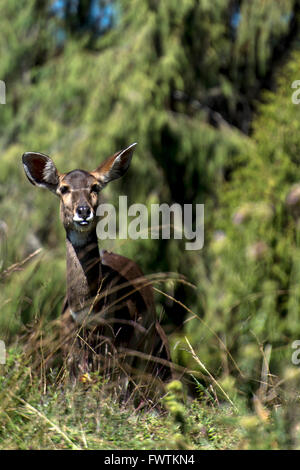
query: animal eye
91 184 100 194
60 185 70 195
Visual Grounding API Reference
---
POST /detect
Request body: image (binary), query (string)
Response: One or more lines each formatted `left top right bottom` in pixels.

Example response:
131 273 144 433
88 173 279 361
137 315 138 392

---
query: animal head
22 143 137 234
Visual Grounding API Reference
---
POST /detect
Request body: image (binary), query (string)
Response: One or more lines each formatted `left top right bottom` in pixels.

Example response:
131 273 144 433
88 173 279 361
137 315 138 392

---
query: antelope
22 144 171 395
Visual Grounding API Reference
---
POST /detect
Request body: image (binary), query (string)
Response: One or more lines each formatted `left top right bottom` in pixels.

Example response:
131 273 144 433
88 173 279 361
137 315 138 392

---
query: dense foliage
1 0 300 449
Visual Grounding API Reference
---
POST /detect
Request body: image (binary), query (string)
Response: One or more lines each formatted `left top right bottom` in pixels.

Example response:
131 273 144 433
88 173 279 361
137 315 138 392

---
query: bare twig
1 248 42 280
185 336 238 411
9 392 81 450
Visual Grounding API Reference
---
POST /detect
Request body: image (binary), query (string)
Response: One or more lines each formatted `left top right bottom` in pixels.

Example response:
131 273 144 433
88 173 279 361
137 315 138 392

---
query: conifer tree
1 0 300 386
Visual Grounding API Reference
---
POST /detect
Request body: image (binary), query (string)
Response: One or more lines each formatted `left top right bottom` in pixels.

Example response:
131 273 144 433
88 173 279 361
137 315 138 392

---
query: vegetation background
1 0 300 450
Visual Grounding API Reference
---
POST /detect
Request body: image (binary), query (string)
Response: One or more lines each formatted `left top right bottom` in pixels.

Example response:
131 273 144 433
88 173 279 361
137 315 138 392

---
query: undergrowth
1 348 300 450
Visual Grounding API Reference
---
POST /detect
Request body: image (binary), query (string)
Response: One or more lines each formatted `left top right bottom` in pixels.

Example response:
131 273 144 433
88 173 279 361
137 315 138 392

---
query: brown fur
22 144 172 395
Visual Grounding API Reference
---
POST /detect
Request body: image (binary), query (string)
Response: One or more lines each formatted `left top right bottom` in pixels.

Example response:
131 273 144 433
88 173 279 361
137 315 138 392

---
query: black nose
77 205 91 219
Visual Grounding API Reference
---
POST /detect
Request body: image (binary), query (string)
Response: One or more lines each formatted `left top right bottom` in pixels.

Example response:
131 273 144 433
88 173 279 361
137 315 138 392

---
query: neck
66 228 102 315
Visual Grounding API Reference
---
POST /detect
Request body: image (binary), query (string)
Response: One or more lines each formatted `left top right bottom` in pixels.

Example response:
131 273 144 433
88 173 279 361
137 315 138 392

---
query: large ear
92 143 137 186
22 152 60 194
